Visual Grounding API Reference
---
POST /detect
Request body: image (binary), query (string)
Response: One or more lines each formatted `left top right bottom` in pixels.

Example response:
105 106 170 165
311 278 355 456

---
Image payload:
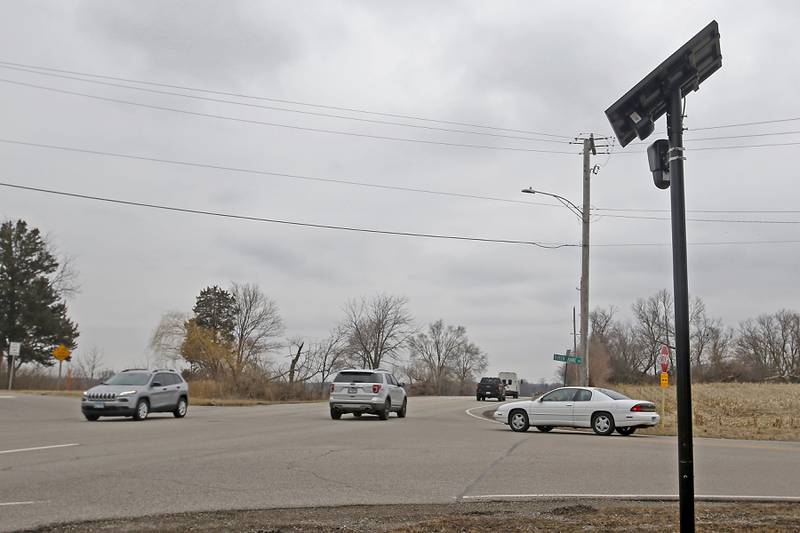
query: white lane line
0 501 39 506
464 405 504 425
0 443 79 455
462 493 800 503
0 395 16 399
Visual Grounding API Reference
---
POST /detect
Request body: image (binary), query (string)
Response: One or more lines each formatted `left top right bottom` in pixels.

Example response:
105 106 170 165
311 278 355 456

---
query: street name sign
554 353 583 364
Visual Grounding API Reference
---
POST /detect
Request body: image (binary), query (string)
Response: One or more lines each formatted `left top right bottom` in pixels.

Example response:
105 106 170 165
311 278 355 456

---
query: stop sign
659 344 670 372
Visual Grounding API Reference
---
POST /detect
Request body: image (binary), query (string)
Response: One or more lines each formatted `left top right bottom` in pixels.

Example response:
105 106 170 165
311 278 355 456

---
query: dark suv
476 377 506 401
81 368 189 421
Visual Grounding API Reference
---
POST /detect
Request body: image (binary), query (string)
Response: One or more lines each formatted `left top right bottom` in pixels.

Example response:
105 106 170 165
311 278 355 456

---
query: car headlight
82 391 89 396
117 390 137 397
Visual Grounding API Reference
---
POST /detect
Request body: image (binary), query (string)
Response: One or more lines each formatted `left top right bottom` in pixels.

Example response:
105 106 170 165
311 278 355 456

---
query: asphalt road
1 394 799 531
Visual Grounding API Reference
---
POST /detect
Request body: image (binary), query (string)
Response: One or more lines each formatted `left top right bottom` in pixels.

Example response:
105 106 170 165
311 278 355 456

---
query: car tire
616 426 636 436
476 395 481 401
133 399 149 421
84 413 99 421
536 426 553 432
353 412 362 418
397 398 407 418
173 396 188 418
378 399 391 420
330 406 342 420
499 396 506 402
591 412 615 436
509 409 530 432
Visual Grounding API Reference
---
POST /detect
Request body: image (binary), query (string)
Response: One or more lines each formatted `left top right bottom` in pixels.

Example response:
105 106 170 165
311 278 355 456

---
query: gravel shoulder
18 501 800 533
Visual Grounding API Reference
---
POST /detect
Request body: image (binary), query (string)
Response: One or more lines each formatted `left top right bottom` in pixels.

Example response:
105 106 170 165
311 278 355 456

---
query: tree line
589 289 800 383
150 286 489 398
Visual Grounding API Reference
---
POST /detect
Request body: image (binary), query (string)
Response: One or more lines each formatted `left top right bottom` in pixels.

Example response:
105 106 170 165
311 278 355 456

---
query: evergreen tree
192 285 236 342
0 220 79 366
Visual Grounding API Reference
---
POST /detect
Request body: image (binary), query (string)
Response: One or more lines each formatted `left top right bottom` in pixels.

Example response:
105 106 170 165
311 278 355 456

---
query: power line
0 138 564 209
614 140 800 154
0 78 577 155
2 137 796 225
592 239 800 247
595 213 799 225
0 181 576 248
594 207 800 214
0 63 571 145
0 59 574 139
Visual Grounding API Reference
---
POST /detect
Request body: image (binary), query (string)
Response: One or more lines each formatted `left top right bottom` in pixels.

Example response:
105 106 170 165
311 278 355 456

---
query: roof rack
121 368 149 372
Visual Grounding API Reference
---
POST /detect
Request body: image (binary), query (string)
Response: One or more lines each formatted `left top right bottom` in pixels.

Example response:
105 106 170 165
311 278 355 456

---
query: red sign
659 345 670 373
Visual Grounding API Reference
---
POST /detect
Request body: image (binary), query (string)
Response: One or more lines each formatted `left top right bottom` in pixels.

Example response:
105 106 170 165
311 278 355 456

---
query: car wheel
591 412 615 436
536 426 553 432
509 409 530 432
397 398 407 418
378 399 391 420
499 396 506 402
330 406 342 420
476 395 481 401
173 396 188 418
133 399 149 421
84 414 99 421
616 426 636 436
353 412 362 418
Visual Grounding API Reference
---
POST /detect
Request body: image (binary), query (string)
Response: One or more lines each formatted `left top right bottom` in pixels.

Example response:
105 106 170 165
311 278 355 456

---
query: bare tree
736 310 800 381
342 294 414 369
632 289 674 375
311 328 348 385
408 320 467 394
452 341 488 394
149 311 189 364
230 283 284 385
76 346 103 383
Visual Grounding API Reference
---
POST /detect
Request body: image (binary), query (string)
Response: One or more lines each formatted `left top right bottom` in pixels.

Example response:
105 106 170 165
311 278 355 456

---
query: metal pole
580 137 592 386
7 355 14 390
667 87 695 532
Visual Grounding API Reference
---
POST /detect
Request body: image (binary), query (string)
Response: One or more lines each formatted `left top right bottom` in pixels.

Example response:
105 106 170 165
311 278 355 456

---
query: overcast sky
1 1 798 382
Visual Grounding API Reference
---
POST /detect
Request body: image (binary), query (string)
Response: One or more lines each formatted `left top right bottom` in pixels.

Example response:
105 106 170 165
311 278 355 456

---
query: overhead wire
0 59 574 139
0 78 578 155
0 181 576 249
0 63 571 145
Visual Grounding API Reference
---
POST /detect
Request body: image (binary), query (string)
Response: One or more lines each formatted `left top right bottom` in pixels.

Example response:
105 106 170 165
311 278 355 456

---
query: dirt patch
17 500 800 533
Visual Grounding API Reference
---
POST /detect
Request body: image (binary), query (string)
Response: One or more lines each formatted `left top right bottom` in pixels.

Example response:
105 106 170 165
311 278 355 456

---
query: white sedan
493 387 660 436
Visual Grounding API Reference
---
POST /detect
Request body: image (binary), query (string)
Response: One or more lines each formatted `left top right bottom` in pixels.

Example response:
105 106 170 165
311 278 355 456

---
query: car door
149 373 172 410
530 388 577 425
387 374 403 408
570 388 594 427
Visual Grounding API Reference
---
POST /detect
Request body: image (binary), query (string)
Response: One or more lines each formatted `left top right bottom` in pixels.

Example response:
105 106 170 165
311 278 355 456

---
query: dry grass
615 383 800 441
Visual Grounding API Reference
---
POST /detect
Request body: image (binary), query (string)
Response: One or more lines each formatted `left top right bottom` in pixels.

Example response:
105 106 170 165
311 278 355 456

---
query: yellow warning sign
52 344 71 362
660 372 669 388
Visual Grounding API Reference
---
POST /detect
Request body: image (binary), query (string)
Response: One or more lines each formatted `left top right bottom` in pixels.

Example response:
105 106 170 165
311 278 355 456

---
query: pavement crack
457 437 528 500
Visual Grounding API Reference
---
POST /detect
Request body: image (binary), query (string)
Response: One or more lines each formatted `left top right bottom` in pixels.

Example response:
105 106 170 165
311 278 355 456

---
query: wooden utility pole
579 135 595 386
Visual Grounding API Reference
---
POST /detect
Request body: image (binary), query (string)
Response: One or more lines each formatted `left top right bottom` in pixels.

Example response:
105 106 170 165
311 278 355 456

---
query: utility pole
580 135 594 386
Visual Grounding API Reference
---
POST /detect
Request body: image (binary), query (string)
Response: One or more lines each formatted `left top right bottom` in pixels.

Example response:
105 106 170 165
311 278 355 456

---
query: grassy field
615 383 800 441
16 390 320 407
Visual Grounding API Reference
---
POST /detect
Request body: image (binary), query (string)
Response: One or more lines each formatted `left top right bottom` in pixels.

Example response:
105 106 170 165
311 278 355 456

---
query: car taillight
631 403 655 412
330 384 335 393
372 384 382 394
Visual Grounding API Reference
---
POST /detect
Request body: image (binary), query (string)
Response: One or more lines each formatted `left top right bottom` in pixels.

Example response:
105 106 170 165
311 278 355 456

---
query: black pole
667 86 695 532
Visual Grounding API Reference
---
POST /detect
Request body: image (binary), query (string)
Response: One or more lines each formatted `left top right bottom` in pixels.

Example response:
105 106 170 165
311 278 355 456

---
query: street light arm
521 187 583 220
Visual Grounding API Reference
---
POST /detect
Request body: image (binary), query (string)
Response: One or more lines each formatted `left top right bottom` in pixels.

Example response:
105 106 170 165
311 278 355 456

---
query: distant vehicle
493 386 659 435
329 369 407 420
476 377 505 402
498 372 519 399
81 368 188 421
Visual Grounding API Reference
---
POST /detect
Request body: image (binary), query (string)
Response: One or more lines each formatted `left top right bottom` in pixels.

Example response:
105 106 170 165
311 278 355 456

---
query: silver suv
329 369 407 420
81 369 189 421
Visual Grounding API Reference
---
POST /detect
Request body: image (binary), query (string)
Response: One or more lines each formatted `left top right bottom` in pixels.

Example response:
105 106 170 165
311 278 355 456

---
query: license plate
94 401 105 409
348 387 358 394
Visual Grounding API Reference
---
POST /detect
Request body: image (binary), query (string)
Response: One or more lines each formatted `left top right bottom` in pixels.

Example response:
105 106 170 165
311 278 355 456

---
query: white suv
329 369 407 420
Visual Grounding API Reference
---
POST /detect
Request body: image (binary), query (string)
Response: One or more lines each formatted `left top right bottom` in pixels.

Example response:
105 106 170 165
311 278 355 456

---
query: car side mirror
151 381 161 388
400 382 406 388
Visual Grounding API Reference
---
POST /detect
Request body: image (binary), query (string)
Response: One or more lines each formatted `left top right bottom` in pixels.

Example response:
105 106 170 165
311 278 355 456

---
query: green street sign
553 353 583 364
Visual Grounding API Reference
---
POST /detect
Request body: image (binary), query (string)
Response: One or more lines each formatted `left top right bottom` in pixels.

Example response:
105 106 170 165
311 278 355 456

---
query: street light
521 186 590 387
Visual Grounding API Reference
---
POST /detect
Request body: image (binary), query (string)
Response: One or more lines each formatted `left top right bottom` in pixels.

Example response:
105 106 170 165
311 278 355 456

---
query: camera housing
605 21 722 147
647 139 671 189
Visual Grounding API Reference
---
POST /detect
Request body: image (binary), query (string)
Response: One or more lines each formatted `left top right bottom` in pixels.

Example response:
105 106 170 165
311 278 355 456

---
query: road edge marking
0 443 79 455
464 405 503 425
460 493 800 503
0 501 40 506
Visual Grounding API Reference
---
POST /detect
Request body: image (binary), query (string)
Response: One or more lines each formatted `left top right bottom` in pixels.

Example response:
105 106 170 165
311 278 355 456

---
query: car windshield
597 388 630 400
480 378 499 383
334 372 383 383
104 372 151 386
